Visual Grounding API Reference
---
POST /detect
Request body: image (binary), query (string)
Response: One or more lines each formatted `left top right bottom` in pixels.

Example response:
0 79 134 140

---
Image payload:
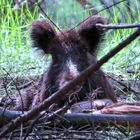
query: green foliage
0 0 45 76
0 0 140 79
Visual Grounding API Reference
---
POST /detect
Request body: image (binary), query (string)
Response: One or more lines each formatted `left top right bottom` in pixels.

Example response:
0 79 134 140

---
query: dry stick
127 70 140 74
76 0 98 15
96 23 140 29
64 113 140 124
99 0 114 17
0 28 140 138
124 133 140 140
1 109 140 126
2 68 25 114
106 74 140 99
23 111 46 140
23 105 69 140
71 0 127 30
36 2 61 32
111 122 128 137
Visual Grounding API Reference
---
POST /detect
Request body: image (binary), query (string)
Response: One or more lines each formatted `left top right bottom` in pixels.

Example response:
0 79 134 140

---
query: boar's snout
58 60 80 89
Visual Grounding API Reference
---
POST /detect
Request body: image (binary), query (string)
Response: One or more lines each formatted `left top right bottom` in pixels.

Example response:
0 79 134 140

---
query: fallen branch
0 27 140 138
64 113 140 125
0 108 26 121
1 108 140 126
101 103 140 114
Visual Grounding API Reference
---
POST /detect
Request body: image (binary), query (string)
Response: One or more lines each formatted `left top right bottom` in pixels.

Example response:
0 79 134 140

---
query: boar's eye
78 43 88 54
51 47 65 62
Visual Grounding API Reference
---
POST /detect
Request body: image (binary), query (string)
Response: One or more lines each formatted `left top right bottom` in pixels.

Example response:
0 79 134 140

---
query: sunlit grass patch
0 0 139 79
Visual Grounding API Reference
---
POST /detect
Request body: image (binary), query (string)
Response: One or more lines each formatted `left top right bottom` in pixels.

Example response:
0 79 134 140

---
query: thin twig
23 111 46 140
124 133 140 140
96 0 127 15
111 122 128 137
36 2 61 32
17 81 33 90
96 23 140 29
99 0 114 18
71 0 127 30
106 74 140 99
3 77 14 102
121 62 140 68
2 68 25 114
0 28 140 138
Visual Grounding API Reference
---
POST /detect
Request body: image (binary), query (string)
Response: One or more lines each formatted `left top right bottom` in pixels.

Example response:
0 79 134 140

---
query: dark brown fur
15 15 116 111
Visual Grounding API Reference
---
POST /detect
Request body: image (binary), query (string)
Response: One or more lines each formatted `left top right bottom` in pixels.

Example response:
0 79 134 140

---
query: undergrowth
0 0 139 77
0 1 139 139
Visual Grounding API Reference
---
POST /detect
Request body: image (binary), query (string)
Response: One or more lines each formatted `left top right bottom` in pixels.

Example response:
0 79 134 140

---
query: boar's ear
78 16 106 54
30 20 56 54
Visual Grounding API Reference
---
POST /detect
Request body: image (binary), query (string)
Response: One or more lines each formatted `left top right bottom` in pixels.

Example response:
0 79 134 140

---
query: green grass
0 0 140 79
0 1 46 76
